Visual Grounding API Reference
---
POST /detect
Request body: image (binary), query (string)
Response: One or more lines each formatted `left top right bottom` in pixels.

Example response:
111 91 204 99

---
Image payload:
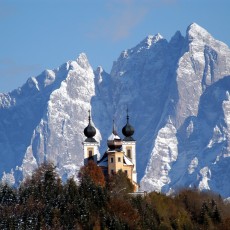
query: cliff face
140 23 230 197
1 23 230 197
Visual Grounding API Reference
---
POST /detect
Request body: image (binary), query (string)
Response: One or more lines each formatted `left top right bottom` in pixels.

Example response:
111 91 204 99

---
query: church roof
124 155 134 166
97 152 108 167
108 132 120 141
97 151 133 168
98 158 108 167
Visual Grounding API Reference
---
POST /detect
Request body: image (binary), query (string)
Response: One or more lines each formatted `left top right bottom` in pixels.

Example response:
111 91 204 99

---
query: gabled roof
123 155 134 166
97 151 133 168
98 158 108 167
97 152 108 167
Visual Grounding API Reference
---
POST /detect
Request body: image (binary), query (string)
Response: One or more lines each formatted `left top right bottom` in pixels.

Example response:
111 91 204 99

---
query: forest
0 161 230 229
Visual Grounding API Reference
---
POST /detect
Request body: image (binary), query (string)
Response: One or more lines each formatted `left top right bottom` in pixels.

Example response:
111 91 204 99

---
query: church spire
126 107 129 124
88 110 91 123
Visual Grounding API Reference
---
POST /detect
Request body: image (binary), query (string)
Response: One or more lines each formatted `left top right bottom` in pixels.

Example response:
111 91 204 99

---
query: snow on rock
21 54 102 181
207 125 225 148
188 157 198 174
1 169 15 186
198 166 211 190
186 120 194 138
175 22 230 127
140 122 178 192
1 24 230 198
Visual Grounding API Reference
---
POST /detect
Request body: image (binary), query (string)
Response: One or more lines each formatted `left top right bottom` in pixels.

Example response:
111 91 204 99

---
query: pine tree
0 183 17 205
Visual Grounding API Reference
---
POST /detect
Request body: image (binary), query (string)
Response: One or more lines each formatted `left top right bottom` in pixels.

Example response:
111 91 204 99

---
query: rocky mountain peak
1 23 230 198
186 22 213 43
76 53 91 69
144 33 164 48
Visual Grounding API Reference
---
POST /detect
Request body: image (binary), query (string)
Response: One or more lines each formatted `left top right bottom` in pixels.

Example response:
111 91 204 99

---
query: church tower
105 121 134 181
122 109 137 183
83 110 99 165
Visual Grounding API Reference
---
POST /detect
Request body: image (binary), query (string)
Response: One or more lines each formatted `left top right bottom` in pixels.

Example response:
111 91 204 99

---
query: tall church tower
122 109 137 183
82 110 99 165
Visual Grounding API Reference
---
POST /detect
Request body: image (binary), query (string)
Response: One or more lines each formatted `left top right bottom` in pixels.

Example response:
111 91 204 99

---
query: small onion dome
84 110 96 142
107 121 122 150
122 110 134 139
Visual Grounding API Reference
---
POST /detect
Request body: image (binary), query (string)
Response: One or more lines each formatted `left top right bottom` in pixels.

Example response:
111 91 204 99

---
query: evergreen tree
0 183 17 205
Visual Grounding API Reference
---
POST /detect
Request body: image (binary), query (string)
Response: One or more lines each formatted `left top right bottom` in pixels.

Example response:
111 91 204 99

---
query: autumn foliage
79 160 105 187
0 162 230 229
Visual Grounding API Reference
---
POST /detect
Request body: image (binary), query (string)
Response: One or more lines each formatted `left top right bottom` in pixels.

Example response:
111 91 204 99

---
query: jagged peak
117 33 165 60
170 31 183 42
188 22 207 32
186 22 212 41
142 33 164 48
169 30 185 48
76 53 91 69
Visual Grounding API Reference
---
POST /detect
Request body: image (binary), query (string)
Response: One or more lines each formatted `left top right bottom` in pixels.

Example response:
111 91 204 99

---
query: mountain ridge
1 23 230 197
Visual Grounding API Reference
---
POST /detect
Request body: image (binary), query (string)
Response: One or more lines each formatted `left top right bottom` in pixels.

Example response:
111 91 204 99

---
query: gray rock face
140 24 230 197
0 23 230 197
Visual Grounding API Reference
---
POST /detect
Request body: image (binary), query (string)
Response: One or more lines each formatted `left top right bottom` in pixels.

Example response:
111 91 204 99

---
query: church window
118 157 121 162
110 157 114 163
125 170 128 175
127 149 132 158
111 169 114 174
88 150 93 158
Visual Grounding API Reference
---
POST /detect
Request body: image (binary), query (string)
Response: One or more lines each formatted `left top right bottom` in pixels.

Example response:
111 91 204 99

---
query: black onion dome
122 116 134 137
84 123 96 138
84 110 96 140
122 109 135 141
122 122 134 137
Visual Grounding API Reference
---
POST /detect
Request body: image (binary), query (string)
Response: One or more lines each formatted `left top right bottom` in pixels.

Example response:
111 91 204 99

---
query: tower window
111 169 114 174
125 170 128 175
110 157 114 163
88 150 93 158
127 149 132 158
118 157 121 162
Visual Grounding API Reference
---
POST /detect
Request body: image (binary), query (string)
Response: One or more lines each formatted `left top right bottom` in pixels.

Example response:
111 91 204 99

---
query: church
83 110 138 191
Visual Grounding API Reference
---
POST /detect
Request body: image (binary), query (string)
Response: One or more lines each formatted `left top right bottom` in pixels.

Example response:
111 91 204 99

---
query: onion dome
84 110 96 142
107 120 122 150
122 109 135 141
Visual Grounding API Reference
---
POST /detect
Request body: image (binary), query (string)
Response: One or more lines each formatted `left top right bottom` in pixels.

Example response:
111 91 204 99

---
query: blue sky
0 0 230 93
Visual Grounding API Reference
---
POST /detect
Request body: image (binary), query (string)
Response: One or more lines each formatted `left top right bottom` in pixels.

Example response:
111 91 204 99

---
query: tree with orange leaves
79 160 105 187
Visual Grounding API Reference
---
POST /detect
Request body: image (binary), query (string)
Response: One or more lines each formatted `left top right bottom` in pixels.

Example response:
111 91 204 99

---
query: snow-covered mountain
0 23 230 197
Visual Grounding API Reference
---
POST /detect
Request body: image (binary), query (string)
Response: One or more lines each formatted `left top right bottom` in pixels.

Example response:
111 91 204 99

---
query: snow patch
188 157 198 174
1 169 15 186
198 167 211 190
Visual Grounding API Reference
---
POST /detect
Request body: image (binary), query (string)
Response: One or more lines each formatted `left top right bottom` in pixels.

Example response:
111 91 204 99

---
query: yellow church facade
83 110 138 191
